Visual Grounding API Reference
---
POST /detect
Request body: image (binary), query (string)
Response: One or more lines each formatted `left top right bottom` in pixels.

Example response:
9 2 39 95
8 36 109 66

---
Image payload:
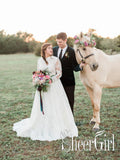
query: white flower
39 79 46 84
83 35 90 41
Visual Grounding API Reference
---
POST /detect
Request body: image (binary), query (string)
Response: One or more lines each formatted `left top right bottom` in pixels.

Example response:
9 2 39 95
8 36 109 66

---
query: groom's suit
53 46 80 114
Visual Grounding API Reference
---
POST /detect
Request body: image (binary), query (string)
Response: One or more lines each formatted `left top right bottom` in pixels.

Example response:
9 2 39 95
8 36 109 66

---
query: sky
0 0 120 42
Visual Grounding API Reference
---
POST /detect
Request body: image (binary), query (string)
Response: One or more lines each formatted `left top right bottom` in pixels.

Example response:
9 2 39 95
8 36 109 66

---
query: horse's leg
92 85 102 131
86 87 96 124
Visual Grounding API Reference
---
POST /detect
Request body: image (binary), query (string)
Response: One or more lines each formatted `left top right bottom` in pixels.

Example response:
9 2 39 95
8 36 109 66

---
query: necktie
59 49 63 60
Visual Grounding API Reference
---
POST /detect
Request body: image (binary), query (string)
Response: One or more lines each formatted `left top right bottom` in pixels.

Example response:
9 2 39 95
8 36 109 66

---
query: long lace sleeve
37 58 41 71
52 58 62 82
37 58 47 71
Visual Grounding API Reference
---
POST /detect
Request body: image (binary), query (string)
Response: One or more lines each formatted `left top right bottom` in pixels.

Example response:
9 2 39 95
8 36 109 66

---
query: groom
53 32 81 115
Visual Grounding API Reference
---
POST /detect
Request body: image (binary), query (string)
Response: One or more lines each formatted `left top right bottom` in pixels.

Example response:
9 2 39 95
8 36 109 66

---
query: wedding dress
13 56 78 141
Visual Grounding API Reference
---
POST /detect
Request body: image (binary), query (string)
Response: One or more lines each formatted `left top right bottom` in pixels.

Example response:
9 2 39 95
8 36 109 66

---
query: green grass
0 53 120 160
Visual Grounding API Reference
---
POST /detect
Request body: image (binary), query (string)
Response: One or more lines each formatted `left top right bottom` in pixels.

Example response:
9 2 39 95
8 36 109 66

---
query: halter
77 49 94 64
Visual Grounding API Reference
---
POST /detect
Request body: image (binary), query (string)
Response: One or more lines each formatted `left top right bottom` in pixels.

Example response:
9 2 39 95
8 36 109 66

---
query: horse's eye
83 48 86 51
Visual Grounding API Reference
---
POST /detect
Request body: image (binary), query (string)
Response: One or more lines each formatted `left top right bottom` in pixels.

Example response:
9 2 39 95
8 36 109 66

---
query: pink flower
45 75 50 79
93 42 96 46
38 74 44 78
84 41 88 46
49 80 52 84
74 35 78 39
75 39 79 44
32 75 36 78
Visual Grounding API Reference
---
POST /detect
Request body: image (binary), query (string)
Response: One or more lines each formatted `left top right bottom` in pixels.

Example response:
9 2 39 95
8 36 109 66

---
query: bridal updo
41 43 51 64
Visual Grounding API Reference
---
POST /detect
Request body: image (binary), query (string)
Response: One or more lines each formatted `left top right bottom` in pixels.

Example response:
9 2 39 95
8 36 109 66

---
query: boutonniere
65 52 69 58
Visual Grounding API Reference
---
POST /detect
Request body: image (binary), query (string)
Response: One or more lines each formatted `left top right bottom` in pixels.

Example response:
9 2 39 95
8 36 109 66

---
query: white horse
74 33 120 131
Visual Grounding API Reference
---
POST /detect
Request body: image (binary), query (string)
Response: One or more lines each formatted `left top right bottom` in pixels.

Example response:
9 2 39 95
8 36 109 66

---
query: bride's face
45 45 53 57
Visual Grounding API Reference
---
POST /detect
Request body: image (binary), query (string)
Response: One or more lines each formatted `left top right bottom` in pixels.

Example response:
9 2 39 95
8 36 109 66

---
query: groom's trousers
63 85 75 115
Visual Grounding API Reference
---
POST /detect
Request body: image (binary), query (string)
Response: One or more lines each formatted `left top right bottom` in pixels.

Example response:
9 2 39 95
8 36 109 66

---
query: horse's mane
94 48 120 58
93 48 109 58
94 48 106 55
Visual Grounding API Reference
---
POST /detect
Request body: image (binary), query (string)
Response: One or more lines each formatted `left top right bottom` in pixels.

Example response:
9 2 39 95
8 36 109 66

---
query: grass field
0 53 120 160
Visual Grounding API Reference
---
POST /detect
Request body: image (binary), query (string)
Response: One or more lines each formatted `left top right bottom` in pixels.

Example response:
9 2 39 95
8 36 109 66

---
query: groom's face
56 39 67 49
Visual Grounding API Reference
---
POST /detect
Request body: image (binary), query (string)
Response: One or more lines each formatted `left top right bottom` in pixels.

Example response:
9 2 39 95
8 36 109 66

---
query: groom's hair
56 32 67 40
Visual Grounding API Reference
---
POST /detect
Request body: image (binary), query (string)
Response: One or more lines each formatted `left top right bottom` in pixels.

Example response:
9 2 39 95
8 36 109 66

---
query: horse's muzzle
90 63 99 71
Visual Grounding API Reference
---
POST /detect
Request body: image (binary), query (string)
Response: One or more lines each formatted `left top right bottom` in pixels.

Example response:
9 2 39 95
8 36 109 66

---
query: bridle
77 48 94 64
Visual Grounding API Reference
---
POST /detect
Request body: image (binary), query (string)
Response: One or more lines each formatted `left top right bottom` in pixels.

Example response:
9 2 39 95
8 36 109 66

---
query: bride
13 43 78 141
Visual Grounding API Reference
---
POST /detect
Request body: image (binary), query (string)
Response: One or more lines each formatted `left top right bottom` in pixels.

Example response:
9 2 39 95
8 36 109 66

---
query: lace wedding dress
13 56 78 141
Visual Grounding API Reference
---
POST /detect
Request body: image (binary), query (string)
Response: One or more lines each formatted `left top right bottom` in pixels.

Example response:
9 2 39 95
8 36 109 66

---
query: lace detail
37 58 41 71
52 58 62 82
37 58 48 71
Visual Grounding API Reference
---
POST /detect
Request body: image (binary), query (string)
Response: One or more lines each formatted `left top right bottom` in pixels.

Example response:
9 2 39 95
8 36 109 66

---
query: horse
74 32 120 131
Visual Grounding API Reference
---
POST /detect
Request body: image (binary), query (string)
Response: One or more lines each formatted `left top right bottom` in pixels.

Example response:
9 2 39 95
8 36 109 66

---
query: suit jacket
53 46 80 86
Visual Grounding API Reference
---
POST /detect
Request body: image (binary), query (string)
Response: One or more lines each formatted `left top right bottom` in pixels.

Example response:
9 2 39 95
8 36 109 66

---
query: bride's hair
41 43 51 64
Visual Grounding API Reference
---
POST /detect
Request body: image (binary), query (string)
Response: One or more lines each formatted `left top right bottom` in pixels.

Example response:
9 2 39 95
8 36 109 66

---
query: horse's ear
80 32 83 38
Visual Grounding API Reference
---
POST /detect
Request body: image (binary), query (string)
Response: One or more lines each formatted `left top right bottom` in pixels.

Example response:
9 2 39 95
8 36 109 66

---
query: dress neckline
46 56 53 60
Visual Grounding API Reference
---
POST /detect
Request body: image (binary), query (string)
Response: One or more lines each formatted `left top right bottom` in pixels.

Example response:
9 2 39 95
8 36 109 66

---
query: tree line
0 29 120 56
0 30 38 54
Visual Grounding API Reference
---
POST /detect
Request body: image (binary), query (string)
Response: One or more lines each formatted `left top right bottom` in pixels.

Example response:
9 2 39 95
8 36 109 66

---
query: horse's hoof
89 121 96 125
92 128 100 132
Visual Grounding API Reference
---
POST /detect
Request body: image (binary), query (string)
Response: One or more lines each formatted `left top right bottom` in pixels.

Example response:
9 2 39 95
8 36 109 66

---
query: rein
77 49 94 63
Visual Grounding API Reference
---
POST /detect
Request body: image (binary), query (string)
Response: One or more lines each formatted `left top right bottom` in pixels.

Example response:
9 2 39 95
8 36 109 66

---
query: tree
34 42 43 56
67 37 74 47
45 35 57 46
88 28 96 34
16 31 35 42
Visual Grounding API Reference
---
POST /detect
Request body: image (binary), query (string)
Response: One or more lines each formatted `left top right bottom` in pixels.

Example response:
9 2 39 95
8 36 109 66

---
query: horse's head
74 32 99 71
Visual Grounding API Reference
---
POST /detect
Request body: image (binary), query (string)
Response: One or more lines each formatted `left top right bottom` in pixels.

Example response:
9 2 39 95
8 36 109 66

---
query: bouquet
32 70 52 92
32 69 53 115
